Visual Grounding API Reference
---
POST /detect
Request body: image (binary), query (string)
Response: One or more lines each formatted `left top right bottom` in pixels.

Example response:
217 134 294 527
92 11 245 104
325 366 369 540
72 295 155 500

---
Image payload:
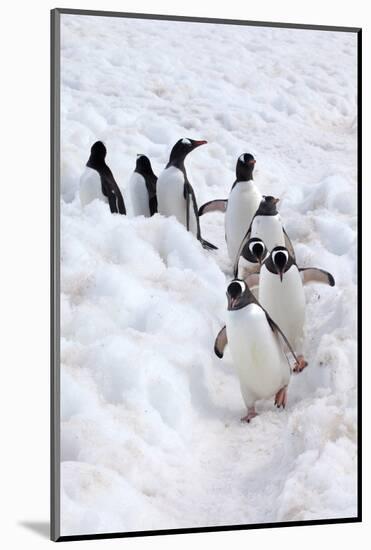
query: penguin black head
87 141 107 169
256 195 280 216
227 279 255 310
241 237 267 265
270 246 291 282
168 138 207 166
135 154 155 176
236 153 256 181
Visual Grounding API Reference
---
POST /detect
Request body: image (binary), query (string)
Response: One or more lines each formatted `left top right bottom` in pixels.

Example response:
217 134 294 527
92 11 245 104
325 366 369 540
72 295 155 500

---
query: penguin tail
200 238 218 251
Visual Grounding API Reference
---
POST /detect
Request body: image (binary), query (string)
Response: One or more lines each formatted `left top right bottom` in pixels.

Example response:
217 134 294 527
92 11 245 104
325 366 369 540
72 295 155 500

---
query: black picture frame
51 8 362 542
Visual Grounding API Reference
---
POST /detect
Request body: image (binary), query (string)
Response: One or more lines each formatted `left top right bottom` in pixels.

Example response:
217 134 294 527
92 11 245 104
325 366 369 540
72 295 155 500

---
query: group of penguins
79 137 336 423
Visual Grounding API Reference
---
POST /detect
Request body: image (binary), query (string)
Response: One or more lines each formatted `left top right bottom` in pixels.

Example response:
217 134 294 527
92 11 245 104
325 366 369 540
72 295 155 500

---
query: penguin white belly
225 181 262 262
157 166 198 235
227 304 290 407
79 167 107 207
259 265 305 352
251 214 285 251
129 172 150 217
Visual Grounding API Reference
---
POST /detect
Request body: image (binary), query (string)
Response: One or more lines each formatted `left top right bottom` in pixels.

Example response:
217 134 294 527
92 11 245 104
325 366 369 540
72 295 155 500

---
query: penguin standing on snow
79 141 126 214
218 246 335 361
255 246 335 373
156 138 217 250
234 195 294 277
214 279 299 422
129 154 157 217
199 153 262 263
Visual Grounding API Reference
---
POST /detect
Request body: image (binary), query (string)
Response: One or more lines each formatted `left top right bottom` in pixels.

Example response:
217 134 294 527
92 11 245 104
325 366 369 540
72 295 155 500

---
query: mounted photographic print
51 8 361 542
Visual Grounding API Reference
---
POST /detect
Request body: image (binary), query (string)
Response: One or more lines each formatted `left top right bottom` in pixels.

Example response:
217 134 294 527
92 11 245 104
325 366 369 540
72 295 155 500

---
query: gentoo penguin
79 141 126 214
156 138 217 250
199 153 262 263
129 154 157 217
256 246 335 372
234 195 294 277
215 279 298 422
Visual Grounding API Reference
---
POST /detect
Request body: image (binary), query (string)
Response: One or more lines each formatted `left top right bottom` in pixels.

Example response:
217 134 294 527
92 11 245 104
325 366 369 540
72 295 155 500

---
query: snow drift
59 14 358 536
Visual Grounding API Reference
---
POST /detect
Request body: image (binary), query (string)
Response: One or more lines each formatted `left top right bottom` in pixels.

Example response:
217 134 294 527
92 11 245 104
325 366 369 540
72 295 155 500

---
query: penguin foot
274 386 288 409
200 237 218 251
240 407 257 423
293 355 308 374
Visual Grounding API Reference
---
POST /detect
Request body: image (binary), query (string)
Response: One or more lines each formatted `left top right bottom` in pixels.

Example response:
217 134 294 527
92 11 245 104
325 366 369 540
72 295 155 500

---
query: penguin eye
239 153 246 163
273 250 288 267
234 280 246 293
249 241 262 254
228 280 245 297
181 138 191 146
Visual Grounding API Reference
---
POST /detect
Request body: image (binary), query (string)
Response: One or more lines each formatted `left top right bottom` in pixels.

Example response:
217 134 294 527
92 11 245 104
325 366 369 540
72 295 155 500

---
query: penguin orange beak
252 244 264 264
227 293 238 310
192 140 208 147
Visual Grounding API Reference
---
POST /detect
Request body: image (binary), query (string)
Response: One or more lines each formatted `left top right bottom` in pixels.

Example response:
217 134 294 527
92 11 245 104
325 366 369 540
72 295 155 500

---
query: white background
0 0 368 548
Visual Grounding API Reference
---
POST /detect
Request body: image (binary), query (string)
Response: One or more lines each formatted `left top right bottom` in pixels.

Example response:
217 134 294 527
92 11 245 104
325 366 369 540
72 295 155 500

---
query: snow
59 13 358 537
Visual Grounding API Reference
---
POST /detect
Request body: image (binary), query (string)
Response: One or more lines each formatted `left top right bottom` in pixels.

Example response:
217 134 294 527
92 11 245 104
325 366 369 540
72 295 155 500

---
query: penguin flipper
265 312 299 367
100 179 116 212
185 181 218 250
214 325 228 358
233 227 252 278
200 238 218 250
299 267 335 286
149 195 158 216
113 184 126 215
103 169 126 215
198 199 228 216
283 228 296 260
145 174 158 215
184 182 191 231
106 189 119 214
101 181 109 198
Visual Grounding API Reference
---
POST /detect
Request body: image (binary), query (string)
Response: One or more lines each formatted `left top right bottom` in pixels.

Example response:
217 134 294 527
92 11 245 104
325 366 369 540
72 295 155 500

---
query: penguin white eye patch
239 153 255 165
181 138 191 145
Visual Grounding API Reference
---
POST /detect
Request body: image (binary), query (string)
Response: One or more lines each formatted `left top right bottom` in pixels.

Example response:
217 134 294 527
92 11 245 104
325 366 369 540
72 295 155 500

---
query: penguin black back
86 141 126 215
135 154 158 215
